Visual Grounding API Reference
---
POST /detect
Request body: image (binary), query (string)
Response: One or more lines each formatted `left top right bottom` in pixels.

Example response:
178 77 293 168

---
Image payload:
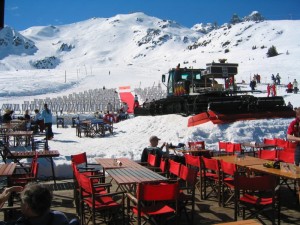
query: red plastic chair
234 174 280 224
78 172 125 225
188 141 205 149
220 160 236 207
10 151 39 187
263 138 277 145
140 153 158 168
258 150 278 160
168 159 181 178
218 141 228 155
127 181 179 225
178 165 198 224
278 151 294 163
71 152 104 180
201 156 220 201
274 138 288 148
157 158 169 176
185 154 202 198
286 141 297 151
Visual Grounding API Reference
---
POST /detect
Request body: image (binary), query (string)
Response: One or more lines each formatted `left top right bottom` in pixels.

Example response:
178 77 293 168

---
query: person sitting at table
13 183 78 225
141 135 169 166
32 109 45 133
2 109 14 123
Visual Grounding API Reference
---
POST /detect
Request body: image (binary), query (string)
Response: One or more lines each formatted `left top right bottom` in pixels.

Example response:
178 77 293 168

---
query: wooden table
95 158 142 170
0 163 16 177
242 142 277 156
6 150 60 185
214 219 262 225
213 155 269 167
96 158 167 192
6 130 34 147
247 163 300 203
0 163 17 208
106 166 168 192
173 148 212 156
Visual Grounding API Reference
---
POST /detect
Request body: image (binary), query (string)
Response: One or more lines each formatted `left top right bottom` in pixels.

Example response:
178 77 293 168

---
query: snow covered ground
8 81 297 179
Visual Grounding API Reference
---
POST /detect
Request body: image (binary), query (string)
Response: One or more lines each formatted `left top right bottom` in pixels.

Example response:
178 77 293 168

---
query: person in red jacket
271 84 276 96
267 84 271 97
287 108 300 165
286 82 293 93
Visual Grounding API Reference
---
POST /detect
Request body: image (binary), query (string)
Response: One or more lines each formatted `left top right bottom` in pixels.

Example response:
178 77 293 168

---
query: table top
247 164 300 180
0 163 16 177
214 219 262 225
173 148 211 153
7 150 60 159
106 167 168 185
242 142 277 149
6 130 34 136
0 123 17 130
95 157 143 169
213 155 269 167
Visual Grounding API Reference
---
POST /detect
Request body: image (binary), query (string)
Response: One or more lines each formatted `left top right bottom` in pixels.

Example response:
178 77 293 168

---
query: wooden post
0 0 5 29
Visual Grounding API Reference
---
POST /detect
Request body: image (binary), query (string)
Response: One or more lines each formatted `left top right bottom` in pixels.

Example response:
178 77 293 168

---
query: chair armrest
93 183 112 188
126 193 138 205
95 191 125 198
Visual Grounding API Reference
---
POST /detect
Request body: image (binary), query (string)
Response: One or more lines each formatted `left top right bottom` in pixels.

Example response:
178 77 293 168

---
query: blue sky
4 0 300 31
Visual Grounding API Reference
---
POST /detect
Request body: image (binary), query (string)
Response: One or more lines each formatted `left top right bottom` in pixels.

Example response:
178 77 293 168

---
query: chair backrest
185 154 201 170
225 142 242 154
71 152 87 166
77 172 92 193
159 158 168 173
263 138 277 145
147 153 157 167
274 138 288 148
287 141 297 150
179 164 197 186
283 147 296 153
218 141 228 151
137 181 179 201
278 150 294 163
234 174 277 191
225 143 235 154
188 141 205 149
168 159 181 177
258 150 277 160
201 156 219 172
220 160 236 176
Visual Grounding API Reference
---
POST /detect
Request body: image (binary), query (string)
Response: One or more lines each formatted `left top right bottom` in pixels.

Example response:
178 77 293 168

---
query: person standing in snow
293 79 298 94
275 73 281 85
287 108 300 165
267 84 271 97
271 84 277 96
41 104 54 140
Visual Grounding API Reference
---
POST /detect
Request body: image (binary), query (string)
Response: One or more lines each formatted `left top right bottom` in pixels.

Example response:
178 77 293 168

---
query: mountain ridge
0 12 299 87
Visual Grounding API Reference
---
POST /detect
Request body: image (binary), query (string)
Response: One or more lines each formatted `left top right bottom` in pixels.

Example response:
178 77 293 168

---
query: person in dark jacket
141 135 169 166
2 109 14 123
18 183 70 225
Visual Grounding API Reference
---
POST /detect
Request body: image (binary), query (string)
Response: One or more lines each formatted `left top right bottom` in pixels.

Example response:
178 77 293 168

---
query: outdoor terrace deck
0 178 299 225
